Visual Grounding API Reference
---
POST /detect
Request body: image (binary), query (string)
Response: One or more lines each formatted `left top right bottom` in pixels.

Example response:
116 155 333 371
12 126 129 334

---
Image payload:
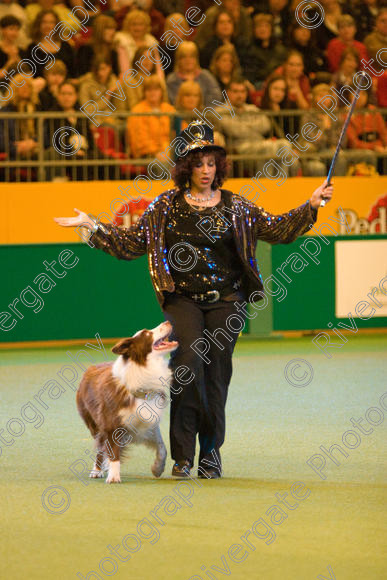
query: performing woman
54 122 333 479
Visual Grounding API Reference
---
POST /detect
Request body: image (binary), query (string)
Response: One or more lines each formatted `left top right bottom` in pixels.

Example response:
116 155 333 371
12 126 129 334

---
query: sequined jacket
90 189 317 307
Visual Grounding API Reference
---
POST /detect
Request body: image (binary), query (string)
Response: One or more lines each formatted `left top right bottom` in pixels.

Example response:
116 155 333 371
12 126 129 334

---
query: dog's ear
112 337 134 356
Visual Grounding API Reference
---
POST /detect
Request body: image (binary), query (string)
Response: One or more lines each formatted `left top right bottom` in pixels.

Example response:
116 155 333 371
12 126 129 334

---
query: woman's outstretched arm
54 208 147 261
248 180 334 245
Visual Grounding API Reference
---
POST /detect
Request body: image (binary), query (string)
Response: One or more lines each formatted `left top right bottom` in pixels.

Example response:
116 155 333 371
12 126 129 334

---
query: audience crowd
0 0 386 181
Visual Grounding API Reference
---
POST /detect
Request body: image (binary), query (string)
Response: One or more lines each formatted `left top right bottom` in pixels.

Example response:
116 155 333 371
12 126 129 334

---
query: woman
274 50 310 110
43 81 99 180
53 121 333 478
159 12 193 76
166 41 222 107
209 45 241 93
114 9 160 75
78 58 127 127
331 47 361 93
0 74 39 165
38 59 67 111
239 12 287 89
326 14 369 73
0 15 27 85
260 74 297 138
199 9 244 69
26 9 75 79
287 21 326 75
124 45 165 110
76 14 119 77
127 75 175 160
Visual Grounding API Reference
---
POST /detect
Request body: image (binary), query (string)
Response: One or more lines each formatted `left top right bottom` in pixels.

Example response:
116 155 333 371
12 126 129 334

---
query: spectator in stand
166 41 222 107
44 81 100 180
239 13 287 89
159 13 194 76
194 0 252 50
123 46 162 110
344 0 379 41
0 75 39 161
26 0 83 34
38 59 67 110
209 45 241 93
347 86 386 170
326 15 369 73
136 0 165 42
26 10 75 79
260 74 297 137
331 47 361 93
76 15 119 78
299 83 349 176
215 76 294 173
127 75 175 160
114 9 159 74
364 8 387 62
313 0 343 52
79 58 127 128
0 0 29 48
175 80 203 131
255 0 291 43
198 9 245 69
0 16 27 85
274 50 310 109
287 22 326 75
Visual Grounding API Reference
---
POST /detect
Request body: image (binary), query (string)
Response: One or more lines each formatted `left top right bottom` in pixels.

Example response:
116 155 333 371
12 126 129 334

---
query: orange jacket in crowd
127 101 176 158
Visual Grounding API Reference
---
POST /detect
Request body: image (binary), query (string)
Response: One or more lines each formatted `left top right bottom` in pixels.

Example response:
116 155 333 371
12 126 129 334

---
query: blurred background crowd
0 0 386 181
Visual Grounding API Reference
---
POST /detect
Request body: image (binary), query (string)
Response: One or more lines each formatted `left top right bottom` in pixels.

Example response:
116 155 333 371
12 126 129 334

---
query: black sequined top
165 191 244 294
90 188 318 307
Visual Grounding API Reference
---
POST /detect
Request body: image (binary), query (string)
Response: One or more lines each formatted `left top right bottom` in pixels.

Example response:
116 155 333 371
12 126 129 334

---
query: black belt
175 279 242 303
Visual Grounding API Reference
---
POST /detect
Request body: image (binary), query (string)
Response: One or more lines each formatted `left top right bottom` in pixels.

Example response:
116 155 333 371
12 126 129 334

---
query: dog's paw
106 473 121 484
89 469 105 478
151 462 165 478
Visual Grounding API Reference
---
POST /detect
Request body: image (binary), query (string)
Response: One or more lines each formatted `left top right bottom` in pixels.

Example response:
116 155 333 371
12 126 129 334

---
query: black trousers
162 292 246 469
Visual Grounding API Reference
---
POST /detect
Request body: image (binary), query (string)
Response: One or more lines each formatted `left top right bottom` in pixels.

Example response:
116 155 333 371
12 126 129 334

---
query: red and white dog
76 321 178 483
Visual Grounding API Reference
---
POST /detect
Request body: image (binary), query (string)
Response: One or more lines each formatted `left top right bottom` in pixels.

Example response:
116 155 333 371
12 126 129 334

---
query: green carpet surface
1 335 386 580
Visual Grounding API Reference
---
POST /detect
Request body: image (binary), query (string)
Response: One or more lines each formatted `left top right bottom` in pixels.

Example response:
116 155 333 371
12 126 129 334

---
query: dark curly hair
172 149 229 193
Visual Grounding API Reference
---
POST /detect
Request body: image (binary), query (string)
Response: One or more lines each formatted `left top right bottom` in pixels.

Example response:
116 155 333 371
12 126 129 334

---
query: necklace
185 189 216 204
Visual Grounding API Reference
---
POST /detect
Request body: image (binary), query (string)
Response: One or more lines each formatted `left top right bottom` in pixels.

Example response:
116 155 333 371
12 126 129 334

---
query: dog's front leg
150 425 167 478
105 435 121 484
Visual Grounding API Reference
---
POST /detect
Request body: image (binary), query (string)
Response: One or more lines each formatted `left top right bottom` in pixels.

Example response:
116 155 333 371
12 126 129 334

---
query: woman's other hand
53 208 95 229
309 180 333 209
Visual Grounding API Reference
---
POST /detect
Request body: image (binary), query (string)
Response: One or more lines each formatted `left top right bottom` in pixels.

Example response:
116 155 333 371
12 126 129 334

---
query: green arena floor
1 334 386 580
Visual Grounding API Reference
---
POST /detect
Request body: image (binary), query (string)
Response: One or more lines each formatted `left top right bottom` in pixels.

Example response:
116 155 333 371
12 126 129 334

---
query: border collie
76 321 178 483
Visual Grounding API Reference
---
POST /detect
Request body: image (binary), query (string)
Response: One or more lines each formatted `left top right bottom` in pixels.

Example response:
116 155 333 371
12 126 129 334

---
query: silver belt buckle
207 290 220 303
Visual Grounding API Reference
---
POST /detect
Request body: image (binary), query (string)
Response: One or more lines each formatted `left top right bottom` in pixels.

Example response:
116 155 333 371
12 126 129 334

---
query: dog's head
111 321 178 365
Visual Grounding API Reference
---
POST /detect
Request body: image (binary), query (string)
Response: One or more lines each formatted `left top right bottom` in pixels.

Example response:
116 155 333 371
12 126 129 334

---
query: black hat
175 120 226 161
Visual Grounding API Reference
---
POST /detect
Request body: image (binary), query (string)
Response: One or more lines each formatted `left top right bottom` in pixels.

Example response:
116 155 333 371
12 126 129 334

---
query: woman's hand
309 180 333 209
53 208 95 229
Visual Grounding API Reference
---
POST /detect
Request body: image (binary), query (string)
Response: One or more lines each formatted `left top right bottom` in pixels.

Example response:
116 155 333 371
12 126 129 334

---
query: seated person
0 15 27 85
326 14 369 73
124 46 164 111
199 9 246 69
78 58 127 128
209 45 241 93
43 81 100 180
273 50 310 110
287 21 326 75
239 12 287 88
364 7 387 62
76 14 119 78
215 76 296 174
194 0 252 50
0 74 39 160
331 47 361 93
114 9 159 75
347 86 386 171
38 59 67 111
127 75 175 161
166 41 222 107
260 74 297 138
